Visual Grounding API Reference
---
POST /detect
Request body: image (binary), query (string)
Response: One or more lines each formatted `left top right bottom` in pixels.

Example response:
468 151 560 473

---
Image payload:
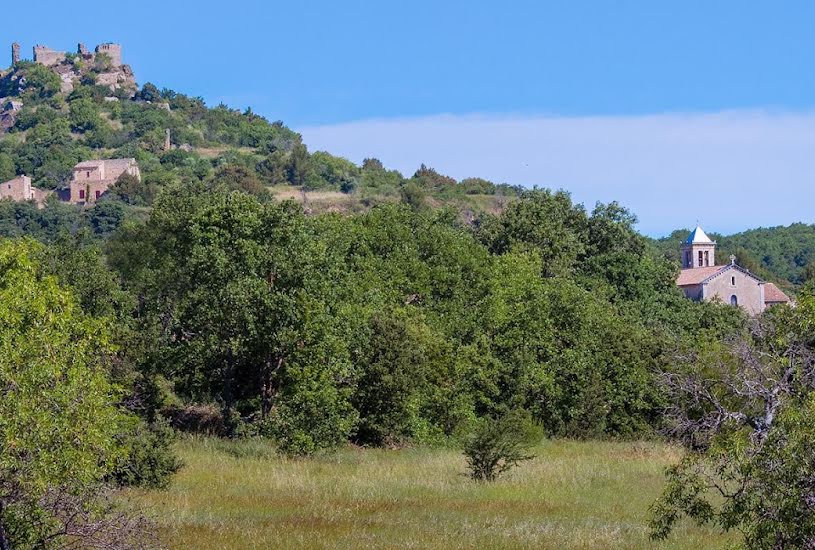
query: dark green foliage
400 181 427 211
110 172 157 206
463 410 541 481
459 177 496 194
311 151 360 192
0 153 14 181
111 417 182 489
288 142 313 186
0 201 81 241
209 164 267 196
0 61 61 99
88 201 126 236
478 189 588 277
411 164 456 190
352 309 436 446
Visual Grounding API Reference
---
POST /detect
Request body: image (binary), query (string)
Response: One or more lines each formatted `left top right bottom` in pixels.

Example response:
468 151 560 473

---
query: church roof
676 263 764 287
676 265 726 286
764 282 791 304
685 225 714 244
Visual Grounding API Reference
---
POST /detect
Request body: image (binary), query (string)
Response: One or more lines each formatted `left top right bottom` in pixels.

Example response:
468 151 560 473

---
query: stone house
69 158 140 204
676 226 790 314
0 175 50 206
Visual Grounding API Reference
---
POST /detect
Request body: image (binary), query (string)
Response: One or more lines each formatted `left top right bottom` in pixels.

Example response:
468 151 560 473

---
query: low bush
463 410 542 481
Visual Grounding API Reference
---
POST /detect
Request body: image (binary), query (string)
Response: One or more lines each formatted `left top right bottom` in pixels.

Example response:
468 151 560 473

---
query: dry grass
125 437 732 549
196 146 258 158
267 185 512 218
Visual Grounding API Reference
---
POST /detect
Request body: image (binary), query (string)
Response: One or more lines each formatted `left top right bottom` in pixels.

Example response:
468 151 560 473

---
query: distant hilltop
7 41 136 94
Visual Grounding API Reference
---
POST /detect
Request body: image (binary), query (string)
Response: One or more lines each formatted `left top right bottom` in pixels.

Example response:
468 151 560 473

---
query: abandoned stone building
676 225 790 315
0 175 50 205
69 158 140 204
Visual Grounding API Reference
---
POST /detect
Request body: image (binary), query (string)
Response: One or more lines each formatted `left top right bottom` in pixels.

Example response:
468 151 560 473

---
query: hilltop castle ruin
8 41 136 93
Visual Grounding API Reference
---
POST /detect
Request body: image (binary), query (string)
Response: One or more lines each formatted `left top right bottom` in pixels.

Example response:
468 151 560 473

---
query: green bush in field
111 416 183 490
463 410 542 481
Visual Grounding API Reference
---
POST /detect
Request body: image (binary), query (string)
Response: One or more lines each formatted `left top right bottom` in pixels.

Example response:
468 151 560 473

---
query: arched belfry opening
681 226 716 269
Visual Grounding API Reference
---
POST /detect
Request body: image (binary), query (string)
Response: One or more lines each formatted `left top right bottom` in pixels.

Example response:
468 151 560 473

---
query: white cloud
298 111 815 236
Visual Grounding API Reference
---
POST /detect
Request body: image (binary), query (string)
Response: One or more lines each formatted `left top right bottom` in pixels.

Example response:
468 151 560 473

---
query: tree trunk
222 348 238 437
261 356 284 420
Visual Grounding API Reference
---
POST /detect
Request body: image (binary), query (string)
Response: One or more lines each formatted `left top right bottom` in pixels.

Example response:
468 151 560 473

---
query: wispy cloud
298 111 815 236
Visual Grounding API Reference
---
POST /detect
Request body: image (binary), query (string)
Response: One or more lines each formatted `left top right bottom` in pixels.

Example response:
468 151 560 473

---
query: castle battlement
23 41 124 68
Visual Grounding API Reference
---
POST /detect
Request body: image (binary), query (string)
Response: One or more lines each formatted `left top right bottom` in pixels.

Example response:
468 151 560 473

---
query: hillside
0 45 518 240
1 44 812 291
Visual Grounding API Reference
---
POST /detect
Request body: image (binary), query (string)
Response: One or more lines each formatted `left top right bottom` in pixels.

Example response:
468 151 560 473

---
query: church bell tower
681 225 716 269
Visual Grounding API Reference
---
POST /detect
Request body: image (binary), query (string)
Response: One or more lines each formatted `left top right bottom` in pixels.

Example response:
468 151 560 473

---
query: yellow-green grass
125 437 731 549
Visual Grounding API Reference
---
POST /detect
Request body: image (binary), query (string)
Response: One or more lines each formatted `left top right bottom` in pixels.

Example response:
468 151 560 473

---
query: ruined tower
164 128 171 152
11 42 19 65
94 43 122 67
78 42 89 57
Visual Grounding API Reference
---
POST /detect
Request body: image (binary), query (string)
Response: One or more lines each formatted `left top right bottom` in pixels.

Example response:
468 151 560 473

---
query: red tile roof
676 265 727 286
764 282 791 304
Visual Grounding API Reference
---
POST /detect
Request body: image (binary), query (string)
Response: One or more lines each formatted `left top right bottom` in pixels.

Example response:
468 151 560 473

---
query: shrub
111 417 182 489
463 410 541 481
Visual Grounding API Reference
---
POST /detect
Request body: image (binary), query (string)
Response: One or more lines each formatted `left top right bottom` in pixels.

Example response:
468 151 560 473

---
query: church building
676 226 790 315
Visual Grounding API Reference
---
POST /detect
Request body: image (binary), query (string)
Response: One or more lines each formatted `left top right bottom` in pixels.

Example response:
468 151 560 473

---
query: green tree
288 142 313 186
110 172 157 206
479 189 588 278
68 97 103 132
0 154 14 182
650 299 815 546
0 239 143 548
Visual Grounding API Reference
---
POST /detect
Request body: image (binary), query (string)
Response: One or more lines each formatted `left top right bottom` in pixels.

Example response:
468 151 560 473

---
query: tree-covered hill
0 58 519 233
1 53 812 292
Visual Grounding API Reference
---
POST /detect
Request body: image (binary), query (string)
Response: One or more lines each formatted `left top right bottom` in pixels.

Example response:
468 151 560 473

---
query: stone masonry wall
0 176 32 201
703 268 765 315
95 43 122 67
33 45 66 66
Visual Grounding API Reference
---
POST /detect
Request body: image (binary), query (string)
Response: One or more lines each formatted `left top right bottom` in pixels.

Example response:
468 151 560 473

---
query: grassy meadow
126 437 732 549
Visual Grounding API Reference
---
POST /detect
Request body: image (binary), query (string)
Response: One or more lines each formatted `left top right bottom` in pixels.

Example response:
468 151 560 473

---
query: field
126 437 732 549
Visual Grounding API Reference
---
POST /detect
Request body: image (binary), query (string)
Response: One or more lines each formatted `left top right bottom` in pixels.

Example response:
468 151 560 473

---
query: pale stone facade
94 43 122 67
0 175 50 206
32 45 66 67
69 158 140 204
0 175 34 201
676 225 790 314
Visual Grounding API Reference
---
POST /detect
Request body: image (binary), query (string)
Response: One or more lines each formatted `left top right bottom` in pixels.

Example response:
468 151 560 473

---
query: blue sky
5 1 815 235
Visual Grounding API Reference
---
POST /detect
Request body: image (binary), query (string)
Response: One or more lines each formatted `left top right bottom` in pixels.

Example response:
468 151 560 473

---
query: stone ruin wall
95 43 122 67
33 45 66 67
25 42 123 68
